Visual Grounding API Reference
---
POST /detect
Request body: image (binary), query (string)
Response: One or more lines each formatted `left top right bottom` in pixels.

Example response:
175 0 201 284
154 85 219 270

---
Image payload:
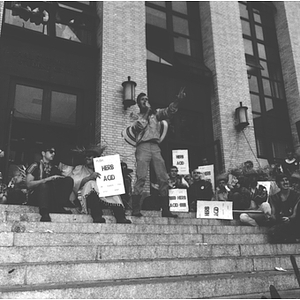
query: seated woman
268 173 300 243
71 145 131 224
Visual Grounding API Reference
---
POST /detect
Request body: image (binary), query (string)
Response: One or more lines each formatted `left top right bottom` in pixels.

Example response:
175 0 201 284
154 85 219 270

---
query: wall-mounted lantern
235 102 249 131
122 76 136 109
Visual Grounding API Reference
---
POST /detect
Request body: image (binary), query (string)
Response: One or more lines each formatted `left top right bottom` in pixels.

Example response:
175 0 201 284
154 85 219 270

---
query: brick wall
95 1 147 185
199 1 257 172
0 1 4 36
274 2 300 152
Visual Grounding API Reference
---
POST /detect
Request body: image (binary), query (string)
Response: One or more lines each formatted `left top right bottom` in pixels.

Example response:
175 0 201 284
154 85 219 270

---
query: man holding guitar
130 87 186 218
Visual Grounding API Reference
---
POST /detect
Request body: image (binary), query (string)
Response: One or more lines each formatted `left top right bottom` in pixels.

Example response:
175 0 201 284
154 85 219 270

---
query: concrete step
216 288 300 298
0 211 242 225
0 204 241 224
1 254 299 287
0 231 268 247
0 220 268 235
0 270 298 299
2 242 298 264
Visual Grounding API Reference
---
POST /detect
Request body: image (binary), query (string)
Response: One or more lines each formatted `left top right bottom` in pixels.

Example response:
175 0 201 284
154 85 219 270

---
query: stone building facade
1 1 300 188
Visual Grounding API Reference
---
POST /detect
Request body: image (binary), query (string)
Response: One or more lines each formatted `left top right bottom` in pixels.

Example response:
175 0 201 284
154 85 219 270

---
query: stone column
0 1 4 36
199 1 257 171
274 2 300 151
95 1 147 172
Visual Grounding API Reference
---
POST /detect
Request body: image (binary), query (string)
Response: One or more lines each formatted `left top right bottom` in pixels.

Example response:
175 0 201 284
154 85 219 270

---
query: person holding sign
187 167 213 212
130 87 186 218
71 145 131 224
168 166 189 189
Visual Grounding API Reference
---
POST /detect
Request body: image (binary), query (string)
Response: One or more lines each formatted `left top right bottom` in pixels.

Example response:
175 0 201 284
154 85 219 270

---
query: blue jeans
133 142 169 197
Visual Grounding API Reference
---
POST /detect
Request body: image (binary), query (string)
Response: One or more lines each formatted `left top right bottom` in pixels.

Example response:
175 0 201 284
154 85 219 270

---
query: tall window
4 1 95 45
146 1 203 64
13 81 80 127
239 1 292 162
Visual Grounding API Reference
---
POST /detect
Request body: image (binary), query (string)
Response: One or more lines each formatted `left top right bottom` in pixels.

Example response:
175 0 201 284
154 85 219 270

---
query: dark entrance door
147 61 215 175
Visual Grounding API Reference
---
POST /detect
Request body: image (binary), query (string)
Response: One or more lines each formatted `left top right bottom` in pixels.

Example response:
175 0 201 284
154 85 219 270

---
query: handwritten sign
172 149 189 175
257 181 271 201
169 189 189 212
93 154 125 197
198 164 215 190
196 201 233 220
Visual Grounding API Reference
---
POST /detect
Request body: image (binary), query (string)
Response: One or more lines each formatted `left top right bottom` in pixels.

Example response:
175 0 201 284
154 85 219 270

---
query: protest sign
169 188 189 212
172 149 189 175
257 181 271 201
93 154 125 197
196 200 233 220
198 164 215 190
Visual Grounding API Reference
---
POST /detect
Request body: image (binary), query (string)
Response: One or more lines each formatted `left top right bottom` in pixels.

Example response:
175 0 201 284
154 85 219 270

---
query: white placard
169 188 189 212
257 181 271 202
198 164 215 190
172 149 189 175
196 201 233 220
93 154 125 197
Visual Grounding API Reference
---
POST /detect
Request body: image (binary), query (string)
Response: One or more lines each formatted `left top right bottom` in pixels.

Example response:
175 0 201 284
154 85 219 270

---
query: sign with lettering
196 201 233 220
169 189 189 212
257 181 271 201
93 154 125 197
172 149 189 175
198 164 215 190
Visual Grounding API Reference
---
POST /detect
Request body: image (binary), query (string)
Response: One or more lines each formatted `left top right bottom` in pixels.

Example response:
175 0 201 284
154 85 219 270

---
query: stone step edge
1 253 298 267
215 288 300 299
0 269 295 294
3 221 267 233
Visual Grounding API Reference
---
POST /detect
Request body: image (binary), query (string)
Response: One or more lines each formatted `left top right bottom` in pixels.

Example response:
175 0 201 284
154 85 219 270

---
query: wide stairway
0 204 300 299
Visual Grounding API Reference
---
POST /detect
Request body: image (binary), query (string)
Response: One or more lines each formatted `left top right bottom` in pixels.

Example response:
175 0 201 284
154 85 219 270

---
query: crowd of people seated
1 144 300 242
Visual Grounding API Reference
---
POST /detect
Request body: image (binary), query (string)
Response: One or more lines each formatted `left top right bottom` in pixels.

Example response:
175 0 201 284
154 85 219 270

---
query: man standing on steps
26 145 74 222
130 87 186 218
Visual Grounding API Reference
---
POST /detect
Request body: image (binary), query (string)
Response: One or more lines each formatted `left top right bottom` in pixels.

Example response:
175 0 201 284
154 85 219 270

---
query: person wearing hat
213 173 231 201
268 173 300 243
238 169 271 226
129 87 186 218
70 145 131 224
187 167 214 212
26 145 74 222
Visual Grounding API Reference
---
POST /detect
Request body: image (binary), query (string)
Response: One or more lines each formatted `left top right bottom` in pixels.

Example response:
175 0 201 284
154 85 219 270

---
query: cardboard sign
93 154 125 197
198 164 215 190
172 149 189 175
196 201 233 220
257 181 271 201
169 188 189 212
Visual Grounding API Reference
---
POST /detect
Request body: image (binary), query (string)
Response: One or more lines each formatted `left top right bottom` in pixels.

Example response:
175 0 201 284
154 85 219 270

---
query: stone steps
2 243 299 264
0 204 299 298
0 231 269 247
0 270 298 299
1 254 300 287
1 220 267 234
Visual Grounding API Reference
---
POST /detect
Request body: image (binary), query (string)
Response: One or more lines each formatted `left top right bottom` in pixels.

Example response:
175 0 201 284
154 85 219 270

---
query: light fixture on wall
235 102 249 131
122 76 136 109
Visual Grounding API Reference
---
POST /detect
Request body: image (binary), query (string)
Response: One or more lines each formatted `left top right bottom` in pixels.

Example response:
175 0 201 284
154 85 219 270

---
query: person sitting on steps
26 144 74 222
70 145 131 224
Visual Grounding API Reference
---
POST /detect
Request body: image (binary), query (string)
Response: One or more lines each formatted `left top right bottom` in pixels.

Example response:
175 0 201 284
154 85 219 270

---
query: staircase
0 204 300 299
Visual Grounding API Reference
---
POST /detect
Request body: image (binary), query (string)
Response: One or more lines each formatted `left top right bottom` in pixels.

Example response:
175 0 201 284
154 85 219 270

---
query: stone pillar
0 1 4 36
199 1 257 171
95 1 147 171
274 2 300 151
